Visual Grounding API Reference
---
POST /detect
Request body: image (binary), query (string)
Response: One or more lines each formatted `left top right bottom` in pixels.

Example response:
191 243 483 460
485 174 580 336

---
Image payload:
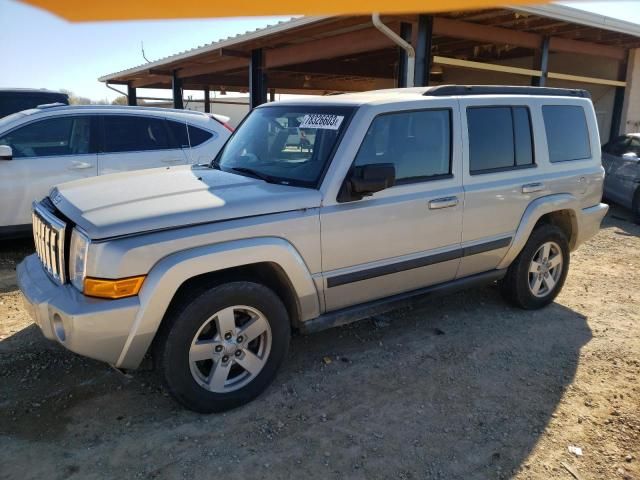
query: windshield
215 105 354 187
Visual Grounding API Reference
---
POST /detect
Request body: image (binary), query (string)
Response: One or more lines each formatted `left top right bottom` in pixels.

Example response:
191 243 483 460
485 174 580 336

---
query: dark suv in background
0 89 69 119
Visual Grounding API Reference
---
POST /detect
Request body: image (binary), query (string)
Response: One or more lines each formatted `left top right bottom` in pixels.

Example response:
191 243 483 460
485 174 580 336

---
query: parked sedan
0 105 232 238
602 133 640 223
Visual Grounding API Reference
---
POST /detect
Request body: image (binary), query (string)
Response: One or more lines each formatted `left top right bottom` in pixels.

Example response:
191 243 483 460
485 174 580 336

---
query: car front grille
32 202 67 285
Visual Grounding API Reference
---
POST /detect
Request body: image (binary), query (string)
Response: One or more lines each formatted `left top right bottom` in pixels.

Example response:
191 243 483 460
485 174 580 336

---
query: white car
0 105 232 238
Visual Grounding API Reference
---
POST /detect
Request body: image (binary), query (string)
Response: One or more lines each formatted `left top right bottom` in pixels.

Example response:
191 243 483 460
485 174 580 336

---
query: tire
499 224 570 310
633 188 640 225
154 282 290 413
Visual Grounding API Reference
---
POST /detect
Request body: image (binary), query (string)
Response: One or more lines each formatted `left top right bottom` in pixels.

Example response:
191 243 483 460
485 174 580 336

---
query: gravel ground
0 206 638 480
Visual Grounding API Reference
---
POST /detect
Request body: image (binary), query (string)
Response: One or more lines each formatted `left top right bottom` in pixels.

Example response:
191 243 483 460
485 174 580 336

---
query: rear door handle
69 161 93 170
429 196 458 210
522 182 544 194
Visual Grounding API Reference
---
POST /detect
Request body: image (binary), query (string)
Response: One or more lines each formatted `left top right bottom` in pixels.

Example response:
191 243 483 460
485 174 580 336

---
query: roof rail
424 85 591 98
36 102 67 109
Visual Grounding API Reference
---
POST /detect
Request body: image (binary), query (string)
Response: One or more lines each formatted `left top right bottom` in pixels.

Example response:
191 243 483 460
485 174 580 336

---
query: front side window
0 116 92 158
467 106 534 174
216 105 354 187
354 109 451 183
542 105 591 162
102 115 170 153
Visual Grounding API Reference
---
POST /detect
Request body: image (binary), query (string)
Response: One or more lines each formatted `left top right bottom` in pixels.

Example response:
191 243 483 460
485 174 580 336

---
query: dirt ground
0 206 638 480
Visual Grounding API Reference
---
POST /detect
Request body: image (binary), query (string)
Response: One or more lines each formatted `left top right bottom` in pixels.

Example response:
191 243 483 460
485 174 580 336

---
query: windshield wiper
229 167 279 183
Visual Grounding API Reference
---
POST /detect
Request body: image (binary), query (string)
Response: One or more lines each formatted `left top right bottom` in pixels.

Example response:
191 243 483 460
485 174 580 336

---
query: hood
51 165 322 239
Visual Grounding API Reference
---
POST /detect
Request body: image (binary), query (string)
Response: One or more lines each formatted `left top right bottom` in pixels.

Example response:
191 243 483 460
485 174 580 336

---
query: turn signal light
84 276 146 299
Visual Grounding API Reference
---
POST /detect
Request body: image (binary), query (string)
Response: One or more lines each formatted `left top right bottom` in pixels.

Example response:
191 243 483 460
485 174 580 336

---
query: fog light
52 313 66 342
84 276 146 299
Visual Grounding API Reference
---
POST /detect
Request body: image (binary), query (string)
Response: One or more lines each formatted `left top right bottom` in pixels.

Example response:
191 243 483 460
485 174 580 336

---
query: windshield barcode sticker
299 114 344 130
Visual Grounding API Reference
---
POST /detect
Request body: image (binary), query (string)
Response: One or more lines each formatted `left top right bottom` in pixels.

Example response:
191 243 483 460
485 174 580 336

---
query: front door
320 105 463 311
0 115 97 229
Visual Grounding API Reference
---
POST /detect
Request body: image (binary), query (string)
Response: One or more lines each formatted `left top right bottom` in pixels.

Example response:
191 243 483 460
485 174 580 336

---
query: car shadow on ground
601 202 639 237
0 283 590 480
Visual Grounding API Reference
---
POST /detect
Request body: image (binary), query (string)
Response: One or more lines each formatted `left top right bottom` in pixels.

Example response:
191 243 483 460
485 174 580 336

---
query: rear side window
102 115 170 153
542 105 591 162
354 109 451 183
188 125 214 146
166 120 189 147
166 120 215 148
467 106 534 174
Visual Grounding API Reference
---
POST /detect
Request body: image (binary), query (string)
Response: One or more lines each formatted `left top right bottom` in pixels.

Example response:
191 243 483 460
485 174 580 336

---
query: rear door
0 115 97 227
98 114 189 175
457 99 540 277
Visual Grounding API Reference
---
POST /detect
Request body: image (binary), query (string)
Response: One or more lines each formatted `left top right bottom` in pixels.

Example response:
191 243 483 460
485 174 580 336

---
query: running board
300 269 506 334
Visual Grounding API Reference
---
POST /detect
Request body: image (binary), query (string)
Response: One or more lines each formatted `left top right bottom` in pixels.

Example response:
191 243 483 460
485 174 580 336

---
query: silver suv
18 86 608 412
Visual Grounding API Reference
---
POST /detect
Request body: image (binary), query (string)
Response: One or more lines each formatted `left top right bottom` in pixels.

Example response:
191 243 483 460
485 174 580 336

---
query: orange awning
20 0 551 22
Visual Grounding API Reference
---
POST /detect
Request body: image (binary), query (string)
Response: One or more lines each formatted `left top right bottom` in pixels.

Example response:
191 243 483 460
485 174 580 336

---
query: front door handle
162 158 182 163
429 196 459 210
69 161 93 170
522 182 545 194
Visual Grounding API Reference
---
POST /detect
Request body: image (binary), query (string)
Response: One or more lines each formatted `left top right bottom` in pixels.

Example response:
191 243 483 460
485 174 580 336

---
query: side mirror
0 145 12 161
346 163 396 200
622 152 638 160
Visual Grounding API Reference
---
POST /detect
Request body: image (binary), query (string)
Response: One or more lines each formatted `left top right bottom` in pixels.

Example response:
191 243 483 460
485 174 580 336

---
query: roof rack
424 85 591 98
36 102 67 109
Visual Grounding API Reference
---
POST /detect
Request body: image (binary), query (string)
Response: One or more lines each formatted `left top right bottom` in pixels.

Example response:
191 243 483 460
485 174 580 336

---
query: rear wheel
500 224 570 309
155 282 290 413
632 188 640 224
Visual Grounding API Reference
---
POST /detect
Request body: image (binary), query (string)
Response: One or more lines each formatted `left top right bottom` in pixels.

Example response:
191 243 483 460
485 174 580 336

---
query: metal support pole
532 36 550 87
610 61 628 141
269 88 276 102
414 15 433 87
127 85 137 106
397 22 412 88
203 89 210 113
250 49 267 109
172 71 183 109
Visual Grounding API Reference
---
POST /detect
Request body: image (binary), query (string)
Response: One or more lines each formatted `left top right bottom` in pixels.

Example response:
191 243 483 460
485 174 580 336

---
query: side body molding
497 193 579 270
115 237 320 369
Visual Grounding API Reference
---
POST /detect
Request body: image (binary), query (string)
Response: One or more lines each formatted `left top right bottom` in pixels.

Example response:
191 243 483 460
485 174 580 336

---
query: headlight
69 228 90 292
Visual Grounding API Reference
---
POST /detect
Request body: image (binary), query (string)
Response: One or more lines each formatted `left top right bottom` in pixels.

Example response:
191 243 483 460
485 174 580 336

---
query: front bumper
17 254 140 366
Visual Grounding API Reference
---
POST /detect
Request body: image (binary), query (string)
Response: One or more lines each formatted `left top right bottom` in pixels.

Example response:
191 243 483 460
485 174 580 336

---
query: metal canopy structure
100 7 639 91
99 4 640 139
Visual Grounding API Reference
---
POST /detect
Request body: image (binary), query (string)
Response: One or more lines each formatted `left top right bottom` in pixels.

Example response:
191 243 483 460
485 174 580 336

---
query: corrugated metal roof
512 4 640 37
99 5 640 83
99 16 329 82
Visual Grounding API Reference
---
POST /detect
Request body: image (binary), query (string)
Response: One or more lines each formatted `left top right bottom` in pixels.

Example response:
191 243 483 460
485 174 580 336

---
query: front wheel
154 282 290 413
500 224 570 309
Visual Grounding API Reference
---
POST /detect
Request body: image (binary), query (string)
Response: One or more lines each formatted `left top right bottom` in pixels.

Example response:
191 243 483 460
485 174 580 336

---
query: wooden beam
432 16 626 61
265 26 397 69
130 75 172 88
433 55 542 77
433 17 541 50
546 72 626 87
549 37 626 62
176 57 248 78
